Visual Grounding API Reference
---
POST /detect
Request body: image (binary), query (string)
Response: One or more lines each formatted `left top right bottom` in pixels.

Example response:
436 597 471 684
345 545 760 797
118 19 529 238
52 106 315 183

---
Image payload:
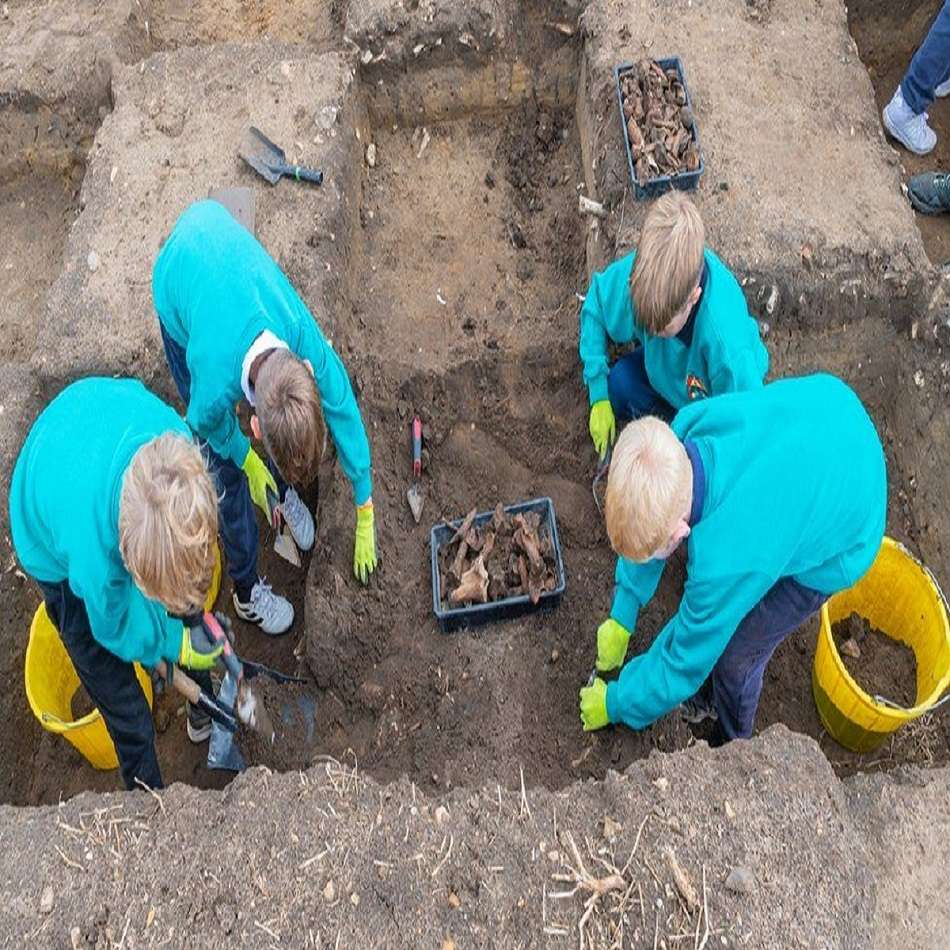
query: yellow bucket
812 537 950 753
24 545 221 770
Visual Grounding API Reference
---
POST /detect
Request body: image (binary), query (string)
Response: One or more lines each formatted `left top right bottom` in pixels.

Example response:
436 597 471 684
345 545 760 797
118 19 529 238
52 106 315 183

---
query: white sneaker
280 487 315 551
233 579 294 635
883 86 937 155
936 78 950 98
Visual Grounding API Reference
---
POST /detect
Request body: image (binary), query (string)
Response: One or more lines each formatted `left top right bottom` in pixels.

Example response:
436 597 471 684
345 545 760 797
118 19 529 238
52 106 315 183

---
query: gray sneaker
281 487 315 551
907 171 950 215
233 578 294 635
679 695 718 725
186 702 212 743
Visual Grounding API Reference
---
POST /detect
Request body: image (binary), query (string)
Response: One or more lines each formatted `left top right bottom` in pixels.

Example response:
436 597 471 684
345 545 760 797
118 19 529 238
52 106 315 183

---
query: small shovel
266 486 302 568
406 415 425 523
239 127 324 187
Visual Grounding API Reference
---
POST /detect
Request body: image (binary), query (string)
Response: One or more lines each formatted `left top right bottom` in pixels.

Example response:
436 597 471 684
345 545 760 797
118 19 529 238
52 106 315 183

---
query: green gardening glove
242 447 278 519
579 677 609 732
589 400 616 461
178 625 223 671
596 618 631 672
354 502 377 583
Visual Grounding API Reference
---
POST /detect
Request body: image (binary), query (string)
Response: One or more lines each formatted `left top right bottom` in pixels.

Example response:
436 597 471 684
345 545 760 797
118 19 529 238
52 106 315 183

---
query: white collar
241 331 289 406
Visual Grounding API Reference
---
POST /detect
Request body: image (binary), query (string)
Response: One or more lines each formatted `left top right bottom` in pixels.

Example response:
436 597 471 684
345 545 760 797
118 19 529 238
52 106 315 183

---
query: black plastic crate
431 497 566 633
615 57 704 200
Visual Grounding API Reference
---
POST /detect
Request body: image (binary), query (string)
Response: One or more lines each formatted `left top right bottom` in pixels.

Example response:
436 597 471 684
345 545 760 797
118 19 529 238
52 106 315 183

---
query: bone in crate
439 503 559 607
620 58 700 183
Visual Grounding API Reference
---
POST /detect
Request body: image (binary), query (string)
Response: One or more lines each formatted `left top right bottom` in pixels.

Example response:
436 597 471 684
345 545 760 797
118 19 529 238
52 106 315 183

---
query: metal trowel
239 127 324 187
406 415 425 523
266 486 302 567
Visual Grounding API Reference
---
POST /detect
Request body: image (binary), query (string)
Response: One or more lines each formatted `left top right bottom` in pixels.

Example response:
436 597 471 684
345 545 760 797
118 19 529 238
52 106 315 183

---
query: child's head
253 349 325 486
605 417 692 562
629 191 705 338
119 432 218 616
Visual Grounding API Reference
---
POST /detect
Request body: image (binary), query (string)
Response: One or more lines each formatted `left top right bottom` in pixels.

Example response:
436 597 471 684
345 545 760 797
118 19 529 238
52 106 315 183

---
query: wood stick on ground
665 847 699 912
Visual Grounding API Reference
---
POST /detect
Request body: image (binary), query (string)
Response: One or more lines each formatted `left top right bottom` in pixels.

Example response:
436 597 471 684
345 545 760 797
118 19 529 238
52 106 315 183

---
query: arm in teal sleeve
579 254 640 406
76 570 183 668
298 323 372 504
709 341 769 396
185 383 250 467
610 555 666 632
605 570 772 729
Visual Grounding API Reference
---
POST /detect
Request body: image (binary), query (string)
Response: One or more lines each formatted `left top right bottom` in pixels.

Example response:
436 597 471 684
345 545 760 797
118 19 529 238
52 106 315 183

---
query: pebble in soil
832 611 918 707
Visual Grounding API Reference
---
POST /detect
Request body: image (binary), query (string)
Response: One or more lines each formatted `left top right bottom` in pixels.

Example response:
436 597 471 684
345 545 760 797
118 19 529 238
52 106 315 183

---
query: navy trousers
39 581 164 790
902 0 950 114
710 576 827 741
160 325 286 592
607 348 673 422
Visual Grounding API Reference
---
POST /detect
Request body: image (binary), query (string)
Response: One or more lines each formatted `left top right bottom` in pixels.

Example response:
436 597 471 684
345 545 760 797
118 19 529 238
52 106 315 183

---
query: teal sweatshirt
9 379 192 667
606 374 887 730
153 200 372 504
578 248 768 408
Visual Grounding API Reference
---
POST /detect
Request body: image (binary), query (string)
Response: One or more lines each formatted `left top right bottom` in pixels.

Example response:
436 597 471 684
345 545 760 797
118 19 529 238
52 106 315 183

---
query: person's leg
39 580 162 790
710 577 827 742
607 348 673 424
902 0 950 114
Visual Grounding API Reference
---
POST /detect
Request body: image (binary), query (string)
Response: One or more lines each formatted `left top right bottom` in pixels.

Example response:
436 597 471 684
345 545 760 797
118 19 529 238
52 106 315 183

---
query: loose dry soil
1 0 950 945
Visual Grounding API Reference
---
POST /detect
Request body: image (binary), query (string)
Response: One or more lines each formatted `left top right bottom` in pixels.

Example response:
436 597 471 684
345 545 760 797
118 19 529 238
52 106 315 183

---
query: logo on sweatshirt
686 374 708 401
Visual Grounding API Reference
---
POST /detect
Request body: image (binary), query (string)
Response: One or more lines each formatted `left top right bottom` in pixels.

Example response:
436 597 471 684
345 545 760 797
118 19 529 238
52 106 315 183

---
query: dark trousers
607 349 673 422
710 576 827 741
159 325 286 592
902 0 950 114
40 581 161 790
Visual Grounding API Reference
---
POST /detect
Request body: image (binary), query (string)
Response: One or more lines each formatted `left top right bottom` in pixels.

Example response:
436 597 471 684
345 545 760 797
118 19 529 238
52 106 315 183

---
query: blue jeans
902 0 950 114
607 349 673 423
160 325 285 592
37 580 211 790
710 577 827 741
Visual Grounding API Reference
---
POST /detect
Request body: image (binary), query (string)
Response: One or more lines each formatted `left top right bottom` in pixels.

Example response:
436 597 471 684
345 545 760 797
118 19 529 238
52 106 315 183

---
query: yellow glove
242 447 278 519
178 626 223 671
354 502 377 583
580 677 609 732
589 400 616 461
596 618 631 672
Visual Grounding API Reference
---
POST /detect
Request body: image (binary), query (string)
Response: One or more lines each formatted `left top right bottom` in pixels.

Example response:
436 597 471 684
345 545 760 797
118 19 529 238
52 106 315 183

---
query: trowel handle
156 662 239 733
411 416 422 478
288 164 323 185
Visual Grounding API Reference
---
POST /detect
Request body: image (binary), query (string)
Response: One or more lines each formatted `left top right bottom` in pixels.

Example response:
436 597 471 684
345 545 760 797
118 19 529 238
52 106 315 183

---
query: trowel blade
407 484 424 524
273 525 301 567
207 672 246 772
239 127 284 185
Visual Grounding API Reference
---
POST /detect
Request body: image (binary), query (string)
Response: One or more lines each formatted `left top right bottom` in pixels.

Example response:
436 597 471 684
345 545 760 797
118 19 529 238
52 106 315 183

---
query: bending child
10 379 223 790
579 189 768 666
579 374 886 743
153 199 376 636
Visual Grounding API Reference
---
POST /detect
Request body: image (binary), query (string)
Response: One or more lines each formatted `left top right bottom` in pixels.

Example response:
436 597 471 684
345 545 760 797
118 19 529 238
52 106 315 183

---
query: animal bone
450 556 489 605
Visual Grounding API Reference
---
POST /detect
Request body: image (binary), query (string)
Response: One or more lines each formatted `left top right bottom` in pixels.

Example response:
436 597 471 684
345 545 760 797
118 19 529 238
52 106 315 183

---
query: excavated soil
834 613 918 708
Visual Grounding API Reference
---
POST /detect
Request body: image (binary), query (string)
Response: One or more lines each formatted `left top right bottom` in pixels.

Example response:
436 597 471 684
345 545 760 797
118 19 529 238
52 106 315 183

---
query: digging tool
208 185 256 234
239 127 324 187
406 415 425 523
155 661 239 733
592 449 612 514
266 486 302 567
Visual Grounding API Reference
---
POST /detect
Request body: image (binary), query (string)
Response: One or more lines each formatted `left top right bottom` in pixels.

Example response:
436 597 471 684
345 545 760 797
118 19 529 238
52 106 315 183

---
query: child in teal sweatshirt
153 199 376 637
579 374 886 742
579 190 767 459
10 379 224 789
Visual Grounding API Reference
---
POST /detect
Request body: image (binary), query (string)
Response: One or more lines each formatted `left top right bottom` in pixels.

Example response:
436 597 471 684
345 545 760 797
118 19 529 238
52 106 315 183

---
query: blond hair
605 417 691 562
256 349 325 486
630 191 705 334
119 432 218 616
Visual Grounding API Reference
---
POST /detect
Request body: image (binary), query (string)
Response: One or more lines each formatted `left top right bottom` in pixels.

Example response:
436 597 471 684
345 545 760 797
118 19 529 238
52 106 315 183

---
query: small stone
322 879 336 902
765 284 779 316
603 816 622 841
70 927 82 950
366 143 377 168
546 850 560 864
840 638 861 659
447 891 461 909
653 777 669 793
376 864 388 880
87 250 100 272
758 319 770 339
434 805 450 826
800 243 813 269
360 49 373 65
316 105 339 131
724 800 736 820
350 892 360 907
725 866 755 894
39 885 53 914
484 171 496 188
279 60 291 78
914 369 925 388
550 648 559 663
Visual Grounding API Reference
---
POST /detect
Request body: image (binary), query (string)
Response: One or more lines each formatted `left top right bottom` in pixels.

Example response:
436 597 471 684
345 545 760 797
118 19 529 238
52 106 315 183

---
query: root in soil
833 612 918 707
438 504 559 607
619 59 700 183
